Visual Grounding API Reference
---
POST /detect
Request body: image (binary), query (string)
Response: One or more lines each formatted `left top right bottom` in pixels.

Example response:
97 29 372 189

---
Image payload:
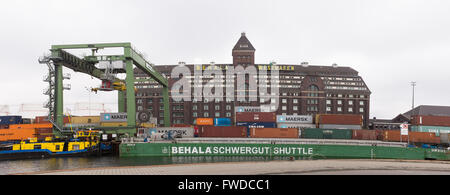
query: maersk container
214 118 232 127
301 128 353 140
276 115 313 124
0 116 23 125
155 127 194 138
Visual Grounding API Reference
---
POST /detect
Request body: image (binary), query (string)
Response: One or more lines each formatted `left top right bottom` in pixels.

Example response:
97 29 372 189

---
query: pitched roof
233 32 256 51
403 105 450 118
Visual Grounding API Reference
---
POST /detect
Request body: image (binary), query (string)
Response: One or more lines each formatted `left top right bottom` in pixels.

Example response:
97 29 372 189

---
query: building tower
232 32 256 66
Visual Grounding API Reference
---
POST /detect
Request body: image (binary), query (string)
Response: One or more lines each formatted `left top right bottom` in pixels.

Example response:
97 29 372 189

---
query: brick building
133 33 372 128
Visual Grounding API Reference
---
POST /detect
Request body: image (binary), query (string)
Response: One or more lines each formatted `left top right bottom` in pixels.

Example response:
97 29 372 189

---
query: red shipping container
236 112 276 123
199 126 247 138
383 130 441 144
318 114 362 125
250 128 299 139
411 115 450 127
352 130 377 140
35 128 53 139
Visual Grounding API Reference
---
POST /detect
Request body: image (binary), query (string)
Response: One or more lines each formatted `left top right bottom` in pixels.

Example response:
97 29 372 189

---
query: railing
122 137 408 148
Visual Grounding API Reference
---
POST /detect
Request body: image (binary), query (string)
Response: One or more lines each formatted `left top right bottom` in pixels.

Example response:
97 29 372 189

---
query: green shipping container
410 126 450 136
301 128 353 140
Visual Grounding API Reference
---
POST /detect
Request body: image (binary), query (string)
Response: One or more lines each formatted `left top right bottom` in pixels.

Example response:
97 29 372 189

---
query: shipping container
352 130 377 140
35 128 53 140
277 123 316 129
65 123 99 129
317 114 363 125
382 130 441 144
21 118 33 124
35 116 70 124
9 123 53 129
196 118 214 126
301 128 353 140
171 124 192 127
214 118 232 127
199 126 247 138
250 128 299 139
276 115 313 124
100 113 128 123
319 124 362 130
235 106 271 113
440 133 449 145
156 127 195 138
0 116 23 125
0 124 9 129
100 122 128 127
69 116 101 124
411 115 450 127
236 112 276 123
237 122 277 138
0 128 37 142
410 125 450 136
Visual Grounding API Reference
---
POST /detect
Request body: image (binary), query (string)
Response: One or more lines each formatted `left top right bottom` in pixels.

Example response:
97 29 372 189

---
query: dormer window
240 44 249 48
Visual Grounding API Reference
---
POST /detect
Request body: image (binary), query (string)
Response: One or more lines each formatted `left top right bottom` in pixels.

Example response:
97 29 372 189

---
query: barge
119 138 450 161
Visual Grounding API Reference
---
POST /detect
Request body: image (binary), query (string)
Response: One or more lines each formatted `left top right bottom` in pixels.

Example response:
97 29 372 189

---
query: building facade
132 33 372 128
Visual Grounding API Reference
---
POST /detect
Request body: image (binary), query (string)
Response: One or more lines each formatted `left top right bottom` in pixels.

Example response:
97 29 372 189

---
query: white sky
0 0 449 119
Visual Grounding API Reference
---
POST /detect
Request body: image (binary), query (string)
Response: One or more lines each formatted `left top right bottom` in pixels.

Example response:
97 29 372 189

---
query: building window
293 99 298 104
349 100 353 106
215 112 221 117
348 107 353 112
282 99 287 104
204 112 209 117
337 100 342 105
326 107 332 112
326 100 331 105
215 105 220 110
193 112 198 117
337 107 342 112
204 105 209 110
293 106 298 111
226 112 232 117
360 108 364 113
282 106 287 111
360 101 365 106
193 105 198 111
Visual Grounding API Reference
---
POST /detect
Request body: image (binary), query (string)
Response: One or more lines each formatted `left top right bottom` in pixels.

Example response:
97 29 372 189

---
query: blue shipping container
236 122 277 137
0 116 22 125
214 118 232 127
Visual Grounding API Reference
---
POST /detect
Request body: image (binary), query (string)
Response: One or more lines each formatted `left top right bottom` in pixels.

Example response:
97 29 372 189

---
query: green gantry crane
39 43 171 137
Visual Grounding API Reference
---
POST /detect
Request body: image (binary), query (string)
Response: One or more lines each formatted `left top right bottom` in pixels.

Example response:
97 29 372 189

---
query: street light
411 82 417 110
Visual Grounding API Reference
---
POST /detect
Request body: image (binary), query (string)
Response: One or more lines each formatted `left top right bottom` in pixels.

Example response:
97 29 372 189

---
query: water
0 156 308 175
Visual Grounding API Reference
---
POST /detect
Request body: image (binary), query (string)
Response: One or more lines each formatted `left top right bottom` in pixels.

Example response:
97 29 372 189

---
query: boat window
55 145 60 151
34 145 41 150
72 145 80 150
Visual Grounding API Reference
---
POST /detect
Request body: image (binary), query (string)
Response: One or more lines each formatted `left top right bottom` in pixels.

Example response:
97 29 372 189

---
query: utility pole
411 82 416 110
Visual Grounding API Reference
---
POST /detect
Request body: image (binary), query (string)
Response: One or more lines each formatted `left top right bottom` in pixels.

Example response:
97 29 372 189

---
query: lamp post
411 82 416 110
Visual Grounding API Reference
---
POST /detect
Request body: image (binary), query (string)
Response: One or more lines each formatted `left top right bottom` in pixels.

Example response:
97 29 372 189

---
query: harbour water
0 156 307 175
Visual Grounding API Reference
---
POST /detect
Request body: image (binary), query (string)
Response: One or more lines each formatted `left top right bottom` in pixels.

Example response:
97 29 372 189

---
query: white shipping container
277 115 313 124
156 127 194 138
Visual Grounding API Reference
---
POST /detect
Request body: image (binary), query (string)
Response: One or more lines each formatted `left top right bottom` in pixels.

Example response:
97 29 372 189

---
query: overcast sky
0 0 449 118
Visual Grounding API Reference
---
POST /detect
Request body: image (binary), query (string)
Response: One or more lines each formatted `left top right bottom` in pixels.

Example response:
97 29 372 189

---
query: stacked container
236 112 277 137
250 128 299 138
0 116 23 125
277 115 315 137
410 115 450 136
316 114 363 129
199 126 247 138
301 128 353 140
382 130 441 144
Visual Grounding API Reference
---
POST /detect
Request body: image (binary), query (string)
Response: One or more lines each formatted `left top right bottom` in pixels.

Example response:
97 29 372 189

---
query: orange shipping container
196 118 214 126
250 128 299 139
0 128 37 142
35 116 70 124
411 115 450 127
9 123 53 129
